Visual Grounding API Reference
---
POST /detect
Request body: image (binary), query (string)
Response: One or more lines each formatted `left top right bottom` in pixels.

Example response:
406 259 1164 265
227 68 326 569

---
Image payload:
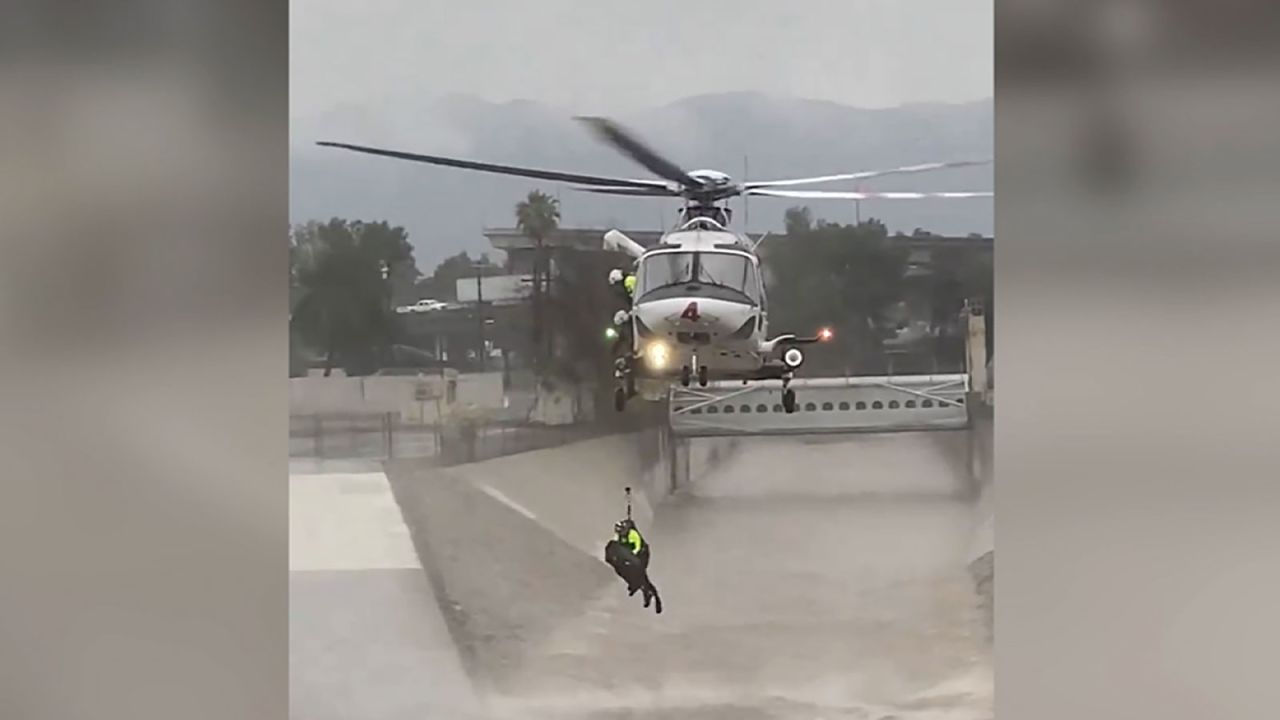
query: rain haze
290 0 993 118
290 3 995 719
290 1 994 268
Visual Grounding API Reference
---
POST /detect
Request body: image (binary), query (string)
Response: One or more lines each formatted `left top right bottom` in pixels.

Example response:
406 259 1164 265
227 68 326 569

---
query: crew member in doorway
607 268 638 380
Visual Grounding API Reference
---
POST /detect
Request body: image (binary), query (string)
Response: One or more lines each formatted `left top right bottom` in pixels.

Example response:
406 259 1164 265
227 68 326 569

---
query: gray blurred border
6 2 1280 718
0 2 288 719
996 1 1280 718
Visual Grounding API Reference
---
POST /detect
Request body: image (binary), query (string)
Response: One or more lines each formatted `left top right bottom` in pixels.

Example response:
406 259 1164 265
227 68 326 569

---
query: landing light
604 327 619 341
818 327 834 342
646 341 670 369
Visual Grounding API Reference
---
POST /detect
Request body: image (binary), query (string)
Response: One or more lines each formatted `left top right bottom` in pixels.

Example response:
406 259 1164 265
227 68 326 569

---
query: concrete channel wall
966 396 994 640
384 430 738 696
385 409 988 700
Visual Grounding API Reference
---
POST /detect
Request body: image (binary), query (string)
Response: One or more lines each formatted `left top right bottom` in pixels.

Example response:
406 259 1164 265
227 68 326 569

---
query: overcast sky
291 0 992 120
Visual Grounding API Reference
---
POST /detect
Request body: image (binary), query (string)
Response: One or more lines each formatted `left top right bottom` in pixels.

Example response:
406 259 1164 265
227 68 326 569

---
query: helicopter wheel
680 365 692 387
614 387 627 412
697 364 709 387
782 388 797 414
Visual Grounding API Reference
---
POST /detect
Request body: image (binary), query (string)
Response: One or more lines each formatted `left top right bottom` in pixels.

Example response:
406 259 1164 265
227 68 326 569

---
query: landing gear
614 356 637 412
697 363 709 387
680 365 692 388
781 373 797 414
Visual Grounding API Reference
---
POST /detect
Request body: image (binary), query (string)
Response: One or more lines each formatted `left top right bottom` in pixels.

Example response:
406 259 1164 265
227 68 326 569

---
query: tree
417 251 500 301
350 220 421 305
763 215 909 373
927 244 993 358
289 218 420 376
515 190 561 369
783 206 813 235
542 249 614 384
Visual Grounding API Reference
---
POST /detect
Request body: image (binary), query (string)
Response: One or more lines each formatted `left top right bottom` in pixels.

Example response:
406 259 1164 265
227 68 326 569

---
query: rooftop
482 227 992 252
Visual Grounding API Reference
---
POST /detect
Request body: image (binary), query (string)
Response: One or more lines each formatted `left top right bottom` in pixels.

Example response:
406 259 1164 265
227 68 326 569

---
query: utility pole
531 237 544 373
474 262 486 372
381 260 393 368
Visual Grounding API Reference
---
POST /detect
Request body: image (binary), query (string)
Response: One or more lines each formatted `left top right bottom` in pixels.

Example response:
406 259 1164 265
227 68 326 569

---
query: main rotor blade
573 185 680 197
743 159 991 189
574 116 705 191
744 188 993 200
316 141 671 190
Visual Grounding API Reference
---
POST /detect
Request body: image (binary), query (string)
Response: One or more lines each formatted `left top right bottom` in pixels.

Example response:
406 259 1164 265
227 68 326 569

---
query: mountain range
290 92 993 272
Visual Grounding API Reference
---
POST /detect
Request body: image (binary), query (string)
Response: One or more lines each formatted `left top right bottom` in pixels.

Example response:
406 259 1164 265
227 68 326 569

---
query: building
396 226 992 377
481 226 991 275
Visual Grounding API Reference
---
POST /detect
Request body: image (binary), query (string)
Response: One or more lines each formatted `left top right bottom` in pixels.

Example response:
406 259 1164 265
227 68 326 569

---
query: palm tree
515 190 561 369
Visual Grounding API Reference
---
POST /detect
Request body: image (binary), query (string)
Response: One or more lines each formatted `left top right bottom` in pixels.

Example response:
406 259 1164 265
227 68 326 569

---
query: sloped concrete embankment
385 430 737 695
967 400 994 640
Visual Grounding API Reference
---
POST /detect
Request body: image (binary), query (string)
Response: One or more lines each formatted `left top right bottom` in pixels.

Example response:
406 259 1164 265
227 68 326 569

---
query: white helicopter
318 116 991 413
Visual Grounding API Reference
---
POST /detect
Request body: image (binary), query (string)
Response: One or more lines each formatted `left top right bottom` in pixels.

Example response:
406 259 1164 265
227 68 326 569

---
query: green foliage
929 244 994 358
289 218 421 376
515 189 561 242
763 211 908 372
783 206 813 235
928 245 992 326
766 206 993 372
542 249 619 388
356 220 422 305
514 190 561 370
417 251 501 300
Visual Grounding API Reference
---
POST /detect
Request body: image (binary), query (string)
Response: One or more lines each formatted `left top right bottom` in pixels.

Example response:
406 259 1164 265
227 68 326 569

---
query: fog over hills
290 92 993 270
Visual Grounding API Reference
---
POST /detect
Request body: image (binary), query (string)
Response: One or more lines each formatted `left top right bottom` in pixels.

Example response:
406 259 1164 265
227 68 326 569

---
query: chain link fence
289 412 632 466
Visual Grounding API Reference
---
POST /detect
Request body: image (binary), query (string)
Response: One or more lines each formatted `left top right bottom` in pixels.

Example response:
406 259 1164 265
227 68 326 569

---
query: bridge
668 303 990 437
670 373 970 436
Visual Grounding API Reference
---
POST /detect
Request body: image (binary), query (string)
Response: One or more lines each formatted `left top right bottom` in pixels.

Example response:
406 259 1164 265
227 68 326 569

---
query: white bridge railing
668 374 970 436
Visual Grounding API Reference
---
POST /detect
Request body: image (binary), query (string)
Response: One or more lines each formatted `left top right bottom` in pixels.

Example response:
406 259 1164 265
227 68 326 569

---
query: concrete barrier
966 398 994 640
418 429 743 558
383 428 739 695
290 372 506 421
442 434 660 557
688 436 740 485
387 456 622 695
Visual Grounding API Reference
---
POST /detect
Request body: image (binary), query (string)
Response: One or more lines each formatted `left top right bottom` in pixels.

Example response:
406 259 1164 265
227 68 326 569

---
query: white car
397 299 448 313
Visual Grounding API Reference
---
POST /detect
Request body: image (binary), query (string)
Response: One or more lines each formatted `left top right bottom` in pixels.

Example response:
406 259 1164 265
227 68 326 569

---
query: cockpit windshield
638 251 760 301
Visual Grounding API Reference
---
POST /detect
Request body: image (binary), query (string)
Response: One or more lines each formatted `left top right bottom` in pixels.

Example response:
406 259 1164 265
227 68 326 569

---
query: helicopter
317 116 991 413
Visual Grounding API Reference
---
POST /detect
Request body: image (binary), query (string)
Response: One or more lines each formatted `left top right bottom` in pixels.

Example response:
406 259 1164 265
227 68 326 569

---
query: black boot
645 583 662 614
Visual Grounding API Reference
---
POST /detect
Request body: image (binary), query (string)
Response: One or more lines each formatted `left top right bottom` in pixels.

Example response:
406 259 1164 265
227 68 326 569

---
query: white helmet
608 269 623 284
613 310 629 326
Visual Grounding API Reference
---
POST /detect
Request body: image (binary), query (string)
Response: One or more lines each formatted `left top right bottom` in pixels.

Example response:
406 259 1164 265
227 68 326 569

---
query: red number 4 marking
680 302 700 321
